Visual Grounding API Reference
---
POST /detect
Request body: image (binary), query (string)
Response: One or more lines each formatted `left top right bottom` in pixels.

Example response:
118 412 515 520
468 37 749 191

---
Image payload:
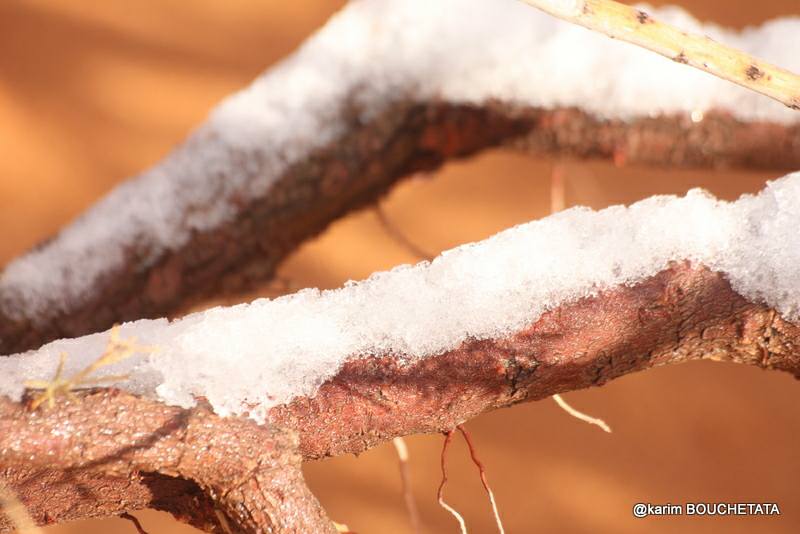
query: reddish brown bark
0 391 334 533
2 262 799 532
268 262 800 458
2 101 799 356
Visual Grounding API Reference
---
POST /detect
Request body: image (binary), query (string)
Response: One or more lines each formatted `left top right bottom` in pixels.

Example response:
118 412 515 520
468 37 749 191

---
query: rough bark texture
268 262 800 458
2 102 799 355
2 262 799 532
0 391 334 533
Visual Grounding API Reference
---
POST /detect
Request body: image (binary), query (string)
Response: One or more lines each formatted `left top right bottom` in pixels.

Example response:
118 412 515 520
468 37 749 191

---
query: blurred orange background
1 1 799 532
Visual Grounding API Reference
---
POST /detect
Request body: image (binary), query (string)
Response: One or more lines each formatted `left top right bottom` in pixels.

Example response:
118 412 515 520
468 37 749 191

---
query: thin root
456 425 505 534
552 394 612 433
437 431 468 534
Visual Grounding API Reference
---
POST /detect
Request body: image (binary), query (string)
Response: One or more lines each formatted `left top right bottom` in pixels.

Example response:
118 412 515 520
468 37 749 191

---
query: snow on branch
3 227 800 531
3 174 800 424
2 0 800 356
521 0 800 109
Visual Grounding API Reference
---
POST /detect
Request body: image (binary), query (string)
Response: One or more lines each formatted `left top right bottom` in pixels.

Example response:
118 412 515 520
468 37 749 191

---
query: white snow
1 0 799 323
2 173 800 421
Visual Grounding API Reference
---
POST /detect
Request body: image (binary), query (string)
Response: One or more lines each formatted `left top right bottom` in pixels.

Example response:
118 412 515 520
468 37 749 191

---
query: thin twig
392 437 423 533
437 431 467 534
119 512 150 534
456 426 505 534
374 206 435 261
519 0 800 109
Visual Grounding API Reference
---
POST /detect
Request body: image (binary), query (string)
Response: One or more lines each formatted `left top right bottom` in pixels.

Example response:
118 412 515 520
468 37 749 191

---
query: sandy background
1 0 798 532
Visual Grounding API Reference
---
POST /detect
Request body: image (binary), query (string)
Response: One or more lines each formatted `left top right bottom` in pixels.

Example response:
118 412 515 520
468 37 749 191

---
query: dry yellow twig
25 325 157 410
519 0 800 109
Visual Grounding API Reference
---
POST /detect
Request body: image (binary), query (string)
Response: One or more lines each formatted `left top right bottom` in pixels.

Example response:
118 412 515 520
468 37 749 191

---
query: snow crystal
2 173 800 421
1 0 799 323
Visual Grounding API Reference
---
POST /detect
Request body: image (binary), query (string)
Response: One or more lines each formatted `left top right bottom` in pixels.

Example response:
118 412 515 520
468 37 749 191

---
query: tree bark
2 101 799 356
0 391 334 533
2 262 798 532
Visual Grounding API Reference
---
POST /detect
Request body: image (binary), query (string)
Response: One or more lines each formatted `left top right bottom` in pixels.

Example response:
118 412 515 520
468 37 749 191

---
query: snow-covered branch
3 1 800 531
3 174 800 530
2 259 799 532
4 173 800 421
2 0 800 355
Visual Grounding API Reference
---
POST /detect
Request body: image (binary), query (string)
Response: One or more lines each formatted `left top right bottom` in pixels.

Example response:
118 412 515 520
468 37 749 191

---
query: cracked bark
1 102 799 355
2 262 799 532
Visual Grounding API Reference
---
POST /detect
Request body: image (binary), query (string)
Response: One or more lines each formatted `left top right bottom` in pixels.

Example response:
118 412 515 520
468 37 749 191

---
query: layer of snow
2 174 800 421
1 0 799 324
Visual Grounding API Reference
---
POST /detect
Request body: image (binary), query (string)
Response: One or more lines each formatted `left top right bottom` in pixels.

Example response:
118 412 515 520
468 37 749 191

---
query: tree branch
3 2 800 355
2 103 799 356
520 0 800 109
2 262 798 531
266 262 800 458
0 391 334 533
